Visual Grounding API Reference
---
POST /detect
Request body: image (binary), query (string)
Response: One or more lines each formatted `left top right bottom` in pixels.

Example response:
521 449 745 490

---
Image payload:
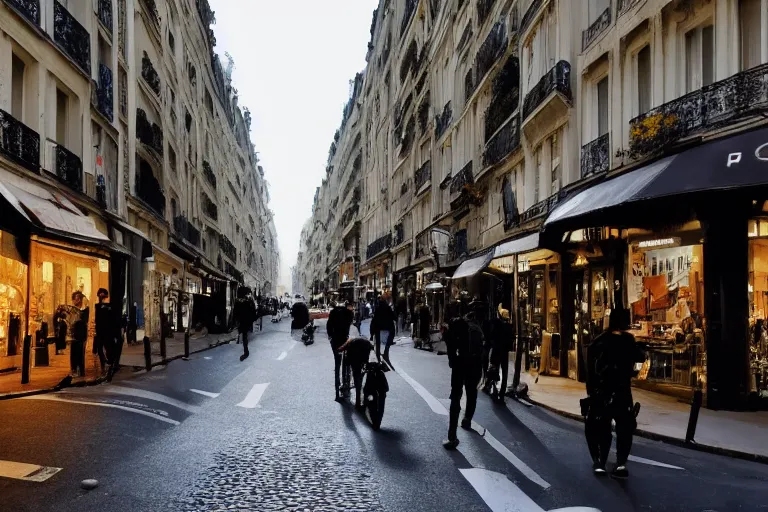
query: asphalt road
1 319 767 511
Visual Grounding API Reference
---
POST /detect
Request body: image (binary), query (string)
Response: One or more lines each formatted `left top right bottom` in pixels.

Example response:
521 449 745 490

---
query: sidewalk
120 330 238 368
0 352 104 398
517 370 768 463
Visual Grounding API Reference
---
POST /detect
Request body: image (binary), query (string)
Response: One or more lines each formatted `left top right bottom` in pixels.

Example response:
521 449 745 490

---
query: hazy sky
209 0 379 292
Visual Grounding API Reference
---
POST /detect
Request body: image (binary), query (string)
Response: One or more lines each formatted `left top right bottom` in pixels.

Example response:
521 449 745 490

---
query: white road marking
97 385 199 413
627 454 684 470
0 460 62 482
22 395 180 425
236 383 270 409
397 368 448 416
190 389 220 398
204 356 212 360
277 351 288 361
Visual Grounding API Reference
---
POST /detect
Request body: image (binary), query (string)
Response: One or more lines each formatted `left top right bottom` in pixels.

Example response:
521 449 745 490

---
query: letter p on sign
727 152 742 168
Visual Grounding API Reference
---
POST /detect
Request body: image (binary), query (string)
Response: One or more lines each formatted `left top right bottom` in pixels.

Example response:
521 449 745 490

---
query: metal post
21 335 31 384
685 388 703 444
511 255 523 393
143 336 152 371
184 328 190 360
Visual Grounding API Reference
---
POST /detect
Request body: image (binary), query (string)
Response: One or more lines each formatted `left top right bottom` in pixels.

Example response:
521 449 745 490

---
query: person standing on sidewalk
234 288 257 361
442 302 485 450
370 297 396 367
94 288 113 374
584 308 645 478
70 291 89 377
327 301 355 401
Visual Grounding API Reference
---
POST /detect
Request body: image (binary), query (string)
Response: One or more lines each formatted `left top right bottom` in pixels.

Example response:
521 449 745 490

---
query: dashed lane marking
0 460 62 482
190 389 220 398
21 395 180 425
236 383 270 409
277 351 288 361
98 385 200 413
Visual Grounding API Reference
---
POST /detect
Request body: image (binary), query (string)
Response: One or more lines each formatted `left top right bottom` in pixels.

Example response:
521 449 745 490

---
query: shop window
685 24 715 93
740 0 761 71
0 233 28 363
748 220 768 397
636 45 651 116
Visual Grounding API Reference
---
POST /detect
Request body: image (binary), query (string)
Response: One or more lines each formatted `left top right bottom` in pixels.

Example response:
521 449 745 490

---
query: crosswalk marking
236 383 270 409
190 389 220 398
0 460 62 482
21 395 180 425
98 385 200 413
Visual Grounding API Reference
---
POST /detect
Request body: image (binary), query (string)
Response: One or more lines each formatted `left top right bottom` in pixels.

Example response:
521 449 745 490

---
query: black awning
545 127 768 232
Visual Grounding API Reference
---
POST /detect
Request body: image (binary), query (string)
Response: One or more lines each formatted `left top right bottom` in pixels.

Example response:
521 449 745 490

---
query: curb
0 335 236 400
526 396 768 466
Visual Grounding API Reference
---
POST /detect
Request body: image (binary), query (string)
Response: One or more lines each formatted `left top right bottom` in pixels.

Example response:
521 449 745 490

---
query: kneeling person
337 336 374 409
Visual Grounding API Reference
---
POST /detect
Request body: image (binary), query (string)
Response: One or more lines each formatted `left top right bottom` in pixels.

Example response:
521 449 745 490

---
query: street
1 320 767 512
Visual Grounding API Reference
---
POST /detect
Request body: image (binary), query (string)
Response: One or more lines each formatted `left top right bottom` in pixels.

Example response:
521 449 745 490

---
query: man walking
94 288 113 374
327 301 354 401
71 291 89 378
370 297 396 368
234 288 257 361
442 301 485 450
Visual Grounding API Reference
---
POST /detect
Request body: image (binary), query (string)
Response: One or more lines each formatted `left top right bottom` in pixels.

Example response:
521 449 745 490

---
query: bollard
143 336 152 372
159 332 167 360
184 329 190 359
21 335 31 384
685 388 703 444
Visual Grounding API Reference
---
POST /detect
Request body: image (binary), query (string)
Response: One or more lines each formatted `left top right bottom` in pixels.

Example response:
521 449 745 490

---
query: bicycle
362 361 389 431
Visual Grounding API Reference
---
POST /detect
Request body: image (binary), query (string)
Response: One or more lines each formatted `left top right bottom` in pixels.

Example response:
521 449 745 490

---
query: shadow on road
369 426 421 470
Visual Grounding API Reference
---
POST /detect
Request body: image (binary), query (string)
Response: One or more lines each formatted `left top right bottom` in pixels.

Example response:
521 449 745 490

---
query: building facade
299 0 768 410
0 0 277 390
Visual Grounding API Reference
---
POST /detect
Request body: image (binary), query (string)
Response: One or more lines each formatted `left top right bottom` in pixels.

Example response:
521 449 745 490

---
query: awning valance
452 251 494 279
545 127 768 230
493 232 540 258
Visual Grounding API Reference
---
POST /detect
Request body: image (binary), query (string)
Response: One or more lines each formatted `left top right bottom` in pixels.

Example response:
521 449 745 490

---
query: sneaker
442 438 460 450
239 354 248 361
611 465 629 479
593 462 607 475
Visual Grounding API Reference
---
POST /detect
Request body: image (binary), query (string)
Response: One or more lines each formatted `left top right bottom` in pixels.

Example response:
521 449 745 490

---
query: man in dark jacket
291 301 310 330
370 298 396 366
327 301 355 401
336 336 374 409
234 288 256 361
442 303 485 450
94 288 114 373
585 308 645 478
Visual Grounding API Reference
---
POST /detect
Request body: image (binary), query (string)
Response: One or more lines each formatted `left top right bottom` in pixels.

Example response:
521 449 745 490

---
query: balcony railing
582 8 611 51
478 0 497 26
203 160 217 189
485 57 520 141
628 62 768 160
54 0 91 74
522 60 572 120
202 193 218 221
3 0 40 25
47 140 82 192
141 51 161 96
366 233 391 260
94 63 113 121
174 215 201 247
435 101 452 139
450 161 474 195
220 234 237 261
474 20 508 86
415 230 430 259
136 159 165 216
520 0 545 34
519 191 564 224
393 223 405 247
415 160 431 192
418 92 431 135
580 133 609 179
483 114 521 168
97 0 112 33
136 108 163 156
0 108 40 172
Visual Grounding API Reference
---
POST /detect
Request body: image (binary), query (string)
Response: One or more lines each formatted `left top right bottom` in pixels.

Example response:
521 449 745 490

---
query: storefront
0 231 27 373
748 218 768 398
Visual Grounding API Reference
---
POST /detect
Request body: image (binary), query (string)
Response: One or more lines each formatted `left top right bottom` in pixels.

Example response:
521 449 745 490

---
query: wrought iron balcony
450 161 474 195
220 234 237 261
174 215 201 247
3 0 40 25
136 108 163 156
94 64 113 121
202 160 217 189
400 0 417 37
366 233 391 260
47 140 82 192
418 92 431 135
393 222 405 247
54 0 90 74
451 229 468 261
136 158 165 216
520 0 545 34
474 20 508 85
483 114 521 168
415 160 431 192
485 57 520 142
629 62 768 160
97 0 112 33
478 0 498 26
202 192 218 221
519 190 565 224
580 133 609 179
582 7 611 51
0 108 40 172
141 51 161 96
435 101 452 139
522 60 572 120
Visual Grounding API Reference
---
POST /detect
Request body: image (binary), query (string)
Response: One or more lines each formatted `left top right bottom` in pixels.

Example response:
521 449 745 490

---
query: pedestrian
370 296 395 368
94 288 112 374
485 304 513 403
234 288 257 361
336 335 374 410
327 300 355 401
442 301 485 450
584 308 645 478
70 291 89 377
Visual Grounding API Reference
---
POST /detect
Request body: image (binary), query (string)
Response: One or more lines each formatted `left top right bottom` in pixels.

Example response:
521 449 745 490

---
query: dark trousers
481 348 491 388
93 336 108 367
585 396 636 466
448 370 481 439
70 340 85 376
240 331 250 355
331 339 346 393
487 349 509 396
351 362 364 403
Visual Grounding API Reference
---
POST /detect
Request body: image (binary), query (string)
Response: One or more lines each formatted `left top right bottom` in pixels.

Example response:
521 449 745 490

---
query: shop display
0 232 27 370
748 233 768 397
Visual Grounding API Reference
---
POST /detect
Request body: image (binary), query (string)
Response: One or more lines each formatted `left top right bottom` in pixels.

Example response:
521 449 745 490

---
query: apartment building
0 0 277 389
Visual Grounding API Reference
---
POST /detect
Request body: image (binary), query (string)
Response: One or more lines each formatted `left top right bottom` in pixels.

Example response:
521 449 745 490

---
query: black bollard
21 335 31 384
143 336 152 372
184 329 190 359
159 332 166 360
685 388 703 444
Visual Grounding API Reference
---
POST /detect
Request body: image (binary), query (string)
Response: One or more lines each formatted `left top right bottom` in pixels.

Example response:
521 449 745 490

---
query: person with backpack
442 301 485 450
327 301 355 401
584 308 645 478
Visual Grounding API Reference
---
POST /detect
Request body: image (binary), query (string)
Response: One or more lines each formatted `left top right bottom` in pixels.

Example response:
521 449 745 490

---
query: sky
209 0 379 293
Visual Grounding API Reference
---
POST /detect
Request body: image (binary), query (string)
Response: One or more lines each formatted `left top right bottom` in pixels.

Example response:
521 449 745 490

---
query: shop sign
489 256 515 274
518 259 530 273
637 237 680 249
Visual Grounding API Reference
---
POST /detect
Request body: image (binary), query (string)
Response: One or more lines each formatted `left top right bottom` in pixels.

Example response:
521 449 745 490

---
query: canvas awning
451 251 494 279
493 232 540 258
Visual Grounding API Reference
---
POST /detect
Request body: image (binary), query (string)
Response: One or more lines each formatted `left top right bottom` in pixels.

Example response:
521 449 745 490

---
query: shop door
569 270 589 380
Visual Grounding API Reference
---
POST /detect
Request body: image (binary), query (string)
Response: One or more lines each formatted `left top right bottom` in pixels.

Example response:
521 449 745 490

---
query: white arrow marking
237 383 270 409
190 389 220 398
277 351 288 361
97 385 199 413
22 395 179 425
627 454 684 470
0 460 62 482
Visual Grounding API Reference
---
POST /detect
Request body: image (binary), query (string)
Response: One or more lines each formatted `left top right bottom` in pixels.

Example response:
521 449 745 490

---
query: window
534 148 541 202
685 24 714 93
11 54 25 120
56 89 68 145
550 133 561 192
637 45 651 115
596 76 609 136
740 0 761 71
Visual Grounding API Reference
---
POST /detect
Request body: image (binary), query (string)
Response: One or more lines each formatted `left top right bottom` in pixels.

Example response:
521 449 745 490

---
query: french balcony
203 160 217 189
366 233 391 261
136 108 163 156
45 139 82 192
580 133 609 179
628 62 768 160
415 159 431 193
450 161 474 195
521 60 572 142
97 0 112 33
93 63 113 122
0 108 40 173
202 193 218 222
220 233 236 261
173 215 201 247
435 101 452 139
519 190 566 224
485 57 520 142
3 0 40 25
141 51 161 96
474 20 508 87
53 0 90 75
483 114 521 168
582 7 611 51
136 160 165 217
